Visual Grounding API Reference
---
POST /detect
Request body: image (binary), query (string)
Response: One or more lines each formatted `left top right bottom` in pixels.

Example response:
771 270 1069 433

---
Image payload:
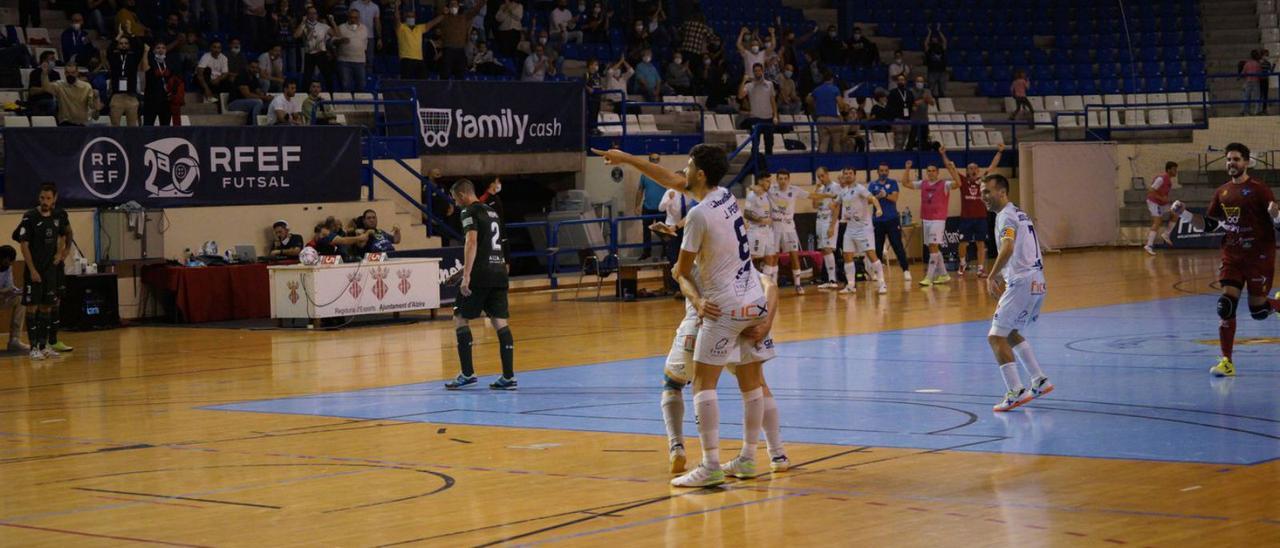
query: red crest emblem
287 280 300 304
348 272 364 298
397 269 412 294
371 266 390 301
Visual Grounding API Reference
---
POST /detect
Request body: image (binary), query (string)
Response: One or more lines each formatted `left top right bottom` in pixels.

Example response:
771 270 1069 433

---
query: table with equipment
268 258 441 322
142 263 272 323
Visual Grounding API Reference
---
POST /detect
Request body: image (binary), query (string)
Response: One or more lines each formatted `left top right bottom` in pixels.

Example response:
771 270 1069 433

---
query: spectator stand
588 92 707 155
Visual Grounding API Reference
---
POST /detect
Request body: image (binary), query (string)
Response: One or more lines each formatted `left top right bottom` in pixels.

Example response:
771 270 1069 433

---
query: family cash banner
3 126 362 209
381 79 584 154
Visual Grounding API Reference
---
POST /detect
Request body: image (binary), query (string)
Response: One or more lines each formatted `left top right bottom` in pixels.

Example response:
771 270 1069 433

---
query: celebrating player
1171 143 1280 377
834 168 886 294
901 159 955 286
593 145 771 488
662 268 789 475
444 179 517 391
769 170 810 294
1144 161 1178 255
941 143 1004 276
744 174 777 280
982 174 1054 412
810 167 842 288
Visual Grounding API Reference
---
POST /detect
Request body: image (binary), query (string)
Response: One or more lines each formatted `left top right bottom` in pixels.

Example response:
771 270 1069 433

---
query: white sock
1146 230 1156 247
792 259 805 284
1012 341 1045 379
693 390 720 467
740 387 764 461
823 253 837 282
872 261 885 285
762 394 784 458
661 389 684 448
843 261 857 289
860 256 871 279
999 362 1024 392
767 264 779 283
931 252 945 277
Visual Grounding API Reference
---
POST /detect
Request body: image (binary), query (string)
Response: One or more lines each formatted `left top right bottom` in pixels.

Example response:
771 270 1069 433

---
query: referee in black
444 179 516 391
15 182 69 360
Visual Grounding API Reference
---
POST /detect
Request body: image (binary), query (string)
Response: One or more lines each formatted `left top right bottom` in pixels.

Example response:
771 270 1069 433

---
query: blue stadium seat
1057 79 1080 95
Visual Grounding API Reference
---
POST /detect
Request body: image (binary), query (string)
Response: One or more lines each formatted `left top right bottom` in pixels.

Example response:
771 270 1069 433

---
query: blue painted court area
209 295 1280 465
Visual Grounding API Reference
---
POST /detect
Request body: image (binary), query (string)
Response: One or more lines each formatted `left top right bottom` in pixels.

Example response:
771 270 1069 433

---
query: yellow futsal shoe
1210 357 1235 377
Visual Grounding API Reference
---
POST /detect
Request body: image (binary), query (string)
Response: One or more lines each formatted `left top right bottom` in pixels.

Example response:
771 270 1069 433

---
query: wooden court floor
1 248 1278 547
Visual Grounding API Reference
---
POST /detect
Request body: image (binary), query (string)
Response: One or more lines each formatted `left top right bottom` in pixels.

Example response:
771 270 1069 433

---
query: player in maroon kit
1172 143 1280 376
942 142 1005 277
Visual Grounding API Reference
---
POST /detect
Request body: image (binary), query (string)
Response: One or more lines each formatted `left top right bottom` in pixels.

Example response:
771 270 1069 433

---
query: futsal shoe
1144 245 1156 256
8 338 29 352
1028 376 1054 399
838 285 856 294
669 444 687 474
958 263 967 276
49 341 73 352
720 456 758 479
41 348 61 359
671 464 726 487
977 266 988 278
903 271 913 282
489 376 519 390
877 283 888 294
992 388 1033 412
933 274 952 284
444 374 478 390
819 282 838 290
918 277 934 287
770 455 791 473
28 348 44 361
1161 231 1174 246
795 284 806 295
1210 357 1236 377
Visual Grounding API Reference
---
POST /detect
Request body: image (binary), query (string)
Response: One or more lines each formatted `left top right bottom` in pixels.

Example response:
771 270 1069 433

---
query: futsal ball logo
143 137 200 198
78 137 130 200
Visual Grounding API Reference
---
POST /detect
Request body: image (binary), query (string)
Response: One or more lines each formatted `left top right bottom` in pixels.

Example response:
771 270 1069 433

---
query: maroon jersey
1206 177 1276 261
958 174 986 219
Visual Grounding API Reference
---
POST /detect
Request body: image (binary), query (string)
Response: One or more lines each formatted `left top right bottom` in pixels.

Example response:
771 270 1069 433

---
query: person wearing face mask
471 41 503 74
738 62 778 160
225 38 248 76
550 0 583 45
27 51 60 118
634 48 663 101
144 40 186 126
294 6 336 92
62 14 99 67
107 34 149 127
418 0 486 79
906 75 934 151
886 74 914 149
666 53 692 95
351 0 383 71
41 62 101 126
390 0 428 78
494 0 525 56
818 25 844 66
776 62 801 115
627 18 651 63
888 49 909 88
522 43 552 81
584 58 602 132
844 25 878 69
258 44 286 92
602 57 634 113
924 24 948 98
737 26 775 79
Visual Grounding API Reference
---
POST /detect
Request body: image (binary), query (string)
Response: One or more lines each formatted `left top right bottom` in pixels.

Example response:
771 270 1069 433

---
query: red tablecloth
777 250 825 273
142 263 272 323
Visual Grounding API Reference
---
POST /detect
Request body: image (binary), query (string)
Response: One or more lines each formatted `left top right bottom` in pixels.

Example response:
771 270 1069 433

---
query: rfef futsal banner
3 126 362 209
381 79 584 154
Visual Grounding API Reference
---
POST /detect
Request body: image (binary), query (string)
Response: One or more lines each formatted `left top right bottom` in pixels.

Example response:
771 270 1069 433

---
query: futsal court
2 248 1279 546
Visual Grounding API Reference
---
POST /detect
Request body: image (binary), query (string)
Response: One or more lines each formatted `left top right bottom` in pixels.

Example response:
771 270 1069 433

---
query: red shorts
1220 252 1275 296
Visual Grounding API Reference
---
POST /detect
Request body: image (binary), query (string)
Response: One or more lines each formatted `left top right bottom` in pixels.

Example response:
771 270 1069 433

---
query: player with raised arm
834 168 886 294
941 143 1004 276
982 174 1053 411
593 145 771 488
810 167 842 289
1145 161 1178 255
744 173 777 279
901 158 956 286
1171 143 1280 376
769 170 811 294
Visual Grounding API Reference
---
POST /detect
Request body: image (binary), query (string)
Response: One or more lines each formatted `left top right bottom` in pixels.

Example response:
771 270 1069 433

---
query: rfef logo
79 137 129 200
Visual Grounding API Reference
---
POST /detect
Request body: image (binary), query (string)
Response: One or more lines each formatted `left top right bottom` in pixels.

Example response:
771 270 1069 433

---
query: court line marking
0 521 212 547
72 487 282 509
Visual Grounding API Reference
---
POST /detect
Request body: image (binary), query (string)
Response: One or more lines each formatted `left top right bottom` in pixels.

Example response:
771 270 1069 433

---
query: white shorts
816 218 836 250
989 273 1047 337
1147 201 1169 218
923 220 947 245
842 223 875 255
749 225 776 258
773 221 800 253
693 297 769 366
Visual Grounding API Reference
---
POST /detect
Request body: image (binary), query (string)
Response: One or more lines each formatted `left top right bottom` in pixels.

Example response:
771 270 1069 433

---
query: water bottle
902 207 913 226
